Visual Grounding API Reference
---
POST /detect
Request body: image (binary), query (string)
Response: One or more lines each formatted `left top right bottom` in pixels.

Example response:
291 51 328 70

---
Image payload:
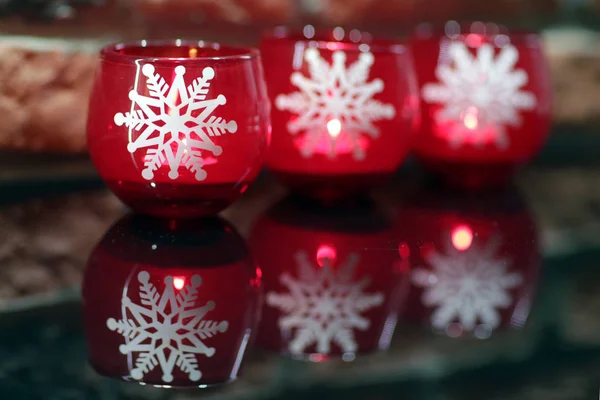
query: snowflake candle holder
87 41 270 217
410 22 552 188
249 196 409 360
396 185 540 338
82 215 261 387
260 27 420 199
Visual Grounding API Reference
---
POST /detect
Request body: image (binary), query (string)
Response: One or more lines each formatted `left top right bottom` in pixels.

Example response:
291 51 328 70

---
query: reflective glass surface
1 156 600 399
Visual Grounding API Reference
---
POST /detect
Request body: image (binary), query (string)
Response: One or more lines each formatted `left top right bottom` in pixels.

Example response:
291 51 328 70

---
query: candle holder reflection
82 214 260 387
396 184 540 338
249 196 409 361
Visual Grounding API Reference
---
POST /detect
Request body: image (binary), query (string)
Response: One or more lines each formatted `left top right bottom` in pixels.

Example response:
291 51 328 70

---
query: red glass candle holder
82 215 261 387
249 196 409 360
410 22 552 188
260 27 420 199
87 41 270 217
396 185 540 338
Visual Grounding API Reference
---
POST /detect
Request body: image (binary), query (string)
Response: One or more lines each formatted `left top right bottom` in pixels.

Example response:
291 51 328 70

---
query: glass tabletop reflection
1 167 600 400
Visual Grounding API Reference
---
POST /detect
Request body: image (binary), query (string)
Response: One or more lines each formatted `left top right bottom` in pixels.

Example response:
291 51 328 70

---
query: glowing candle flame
452 225 473 251
173 277 185 290
316 244 337 267
463 107 479 130
465 33 484 48
327 119 342 138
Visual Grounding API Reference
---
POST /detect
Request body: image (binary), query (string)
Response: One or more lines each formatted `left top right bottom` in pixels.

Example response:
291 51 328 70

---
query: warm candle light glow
465 33 484 48
452 225 473 251
463 107 479 130
327 119 342 138
317 244 337 267
173 277 185 290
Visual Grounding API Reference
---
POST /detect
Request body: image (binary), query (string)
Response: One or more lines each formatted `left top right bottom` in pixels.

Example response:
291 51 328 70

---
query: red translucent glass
83 215 260 387
249 196 409 359
396 186 540 338
410 23 552 188
87 41 270 217
260 27 420 199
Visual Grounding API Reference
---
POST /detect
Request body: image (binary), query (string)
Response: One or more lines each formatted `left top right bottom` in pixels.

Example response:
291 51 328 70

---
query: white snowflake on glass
266 251 384 355
114 64 237 181
422 42 536 149
107 271 228 383
275 48 395 160
412 236 522 333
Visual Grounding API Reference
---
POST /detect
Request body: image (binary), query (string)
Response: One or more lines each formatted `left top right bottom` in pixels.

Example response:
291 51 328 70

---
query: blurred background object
0 37 98 153
0 0 126 183
132 0 295 25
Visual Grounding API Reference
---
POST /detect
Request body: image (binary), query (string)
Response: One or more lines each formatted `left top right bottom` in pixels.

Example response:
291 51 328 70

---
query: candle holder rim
412 21 541 45
100 39 260 64
262 26 408 55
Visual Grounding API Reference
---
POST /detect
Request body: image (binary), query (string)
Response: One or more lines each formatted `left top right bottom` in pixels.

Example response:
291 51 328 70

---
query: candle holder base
104 180 250 218
272 171 392 202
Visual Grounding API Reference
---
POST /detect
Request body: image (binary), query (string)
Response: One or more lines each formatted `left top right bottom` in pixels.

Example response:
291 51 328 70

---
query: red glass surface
410 22 552 188
249 196 409 359
260 27 420 199
395 186 540 338
83 215 260 387
87 41 270 217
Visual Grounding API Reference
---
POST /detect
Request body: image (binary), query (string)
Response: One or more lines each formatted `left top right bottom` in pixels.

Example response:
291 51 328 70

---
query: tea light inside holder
410 22 552 188
87 40 270 217
260 27 420 199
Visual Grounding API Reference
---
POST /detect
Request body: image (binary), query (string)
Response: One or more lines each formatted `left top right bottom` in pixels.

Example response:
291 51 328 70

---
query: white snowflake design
107 271 228 383
114 64 237 181
411 236 522 333
275 48 395 160
422 41 537 149
266 251 384 355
